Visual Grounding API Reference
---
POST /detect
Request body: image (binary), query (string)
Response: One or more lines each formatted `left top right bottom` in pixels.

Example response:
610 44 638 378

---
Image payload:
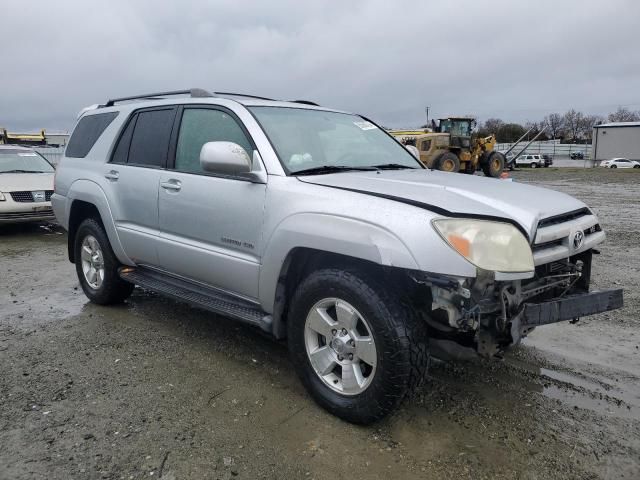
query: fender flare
258 213 419 312
66 179 133 265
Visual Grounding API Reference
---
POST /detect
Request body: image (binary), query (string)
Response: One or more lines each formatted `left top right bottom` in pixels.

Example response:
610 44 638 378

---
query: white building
592 122 640 161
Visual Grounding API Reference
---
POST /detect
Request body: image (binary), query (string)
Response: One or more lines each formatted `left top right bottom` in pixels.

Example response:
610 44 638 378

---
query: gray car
52 89 623 423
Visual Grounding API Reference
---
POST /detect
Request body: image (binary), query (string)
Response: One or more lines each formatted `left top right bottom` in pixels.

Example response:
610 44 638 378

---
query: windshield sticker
353 121 377 131
18 152 37 156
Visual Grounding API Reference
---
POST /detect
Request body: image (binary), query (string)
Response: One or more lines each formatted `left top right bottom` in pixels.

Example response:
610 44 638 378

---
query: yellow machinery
0 128 47 146
390 117 505 178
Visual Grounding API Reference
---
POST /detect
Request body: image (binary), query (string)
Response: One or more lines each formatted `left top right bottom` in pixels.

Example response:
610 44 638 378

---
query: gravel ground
1 168 638 480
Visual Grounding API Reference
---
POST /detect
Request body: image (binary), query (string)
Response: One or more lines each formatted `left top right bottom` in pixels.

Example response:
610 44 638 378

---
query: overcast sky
1 0 639 132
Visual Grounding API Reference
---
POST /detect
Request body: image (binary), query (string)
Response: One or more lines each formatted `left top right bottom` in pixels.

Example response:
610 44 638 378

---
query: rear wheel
74 218 134 304
287 268 429 424
434 152 460 173
611 164 617 169
634 164 640 169
530 162 537 168
482 151 505 178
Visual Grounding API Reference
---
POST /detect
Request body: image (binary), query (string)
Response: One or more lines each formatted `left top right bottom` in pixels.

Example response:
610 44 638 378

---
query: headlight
0 192 5 201
433 218 534 273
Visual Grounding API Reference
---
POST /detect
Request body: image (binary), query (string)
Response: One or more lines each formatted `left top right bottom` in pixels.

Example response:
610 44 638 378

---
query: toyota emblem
573 230 584 249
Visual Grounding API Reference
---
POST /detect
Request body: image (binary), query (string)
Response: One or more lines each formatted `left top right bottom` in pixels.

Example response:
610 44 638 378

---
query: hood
299 169 587 239
0 173 54 192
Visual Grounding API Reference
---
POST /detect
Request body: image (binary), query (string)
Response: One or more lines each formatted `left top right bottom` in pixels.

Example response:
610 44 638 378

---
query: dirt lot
1 168 638 480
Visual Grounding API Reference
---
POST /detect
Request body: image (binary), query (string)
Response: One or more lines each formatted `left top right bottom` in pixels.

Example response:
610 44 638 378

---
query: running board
119 267 272 332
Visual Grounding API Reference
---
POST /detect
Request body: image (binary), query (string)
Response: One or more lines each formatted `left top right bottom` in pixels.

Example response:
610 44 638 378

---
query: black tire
634 165 640 169
611 164 617 169
530 162 537 169
287 268 429 424
434 151 460 173
74 218 134 305
482 151 505 178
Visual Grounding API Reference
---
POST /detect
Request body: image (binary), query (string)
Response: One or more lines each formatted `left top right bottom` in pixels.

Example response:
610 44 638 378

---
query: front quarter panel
258 176 477 311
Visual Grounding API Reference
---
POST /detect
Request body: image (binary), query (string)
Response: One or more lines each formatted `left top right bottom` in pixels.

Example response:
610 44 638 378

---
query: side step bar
119 267 272 332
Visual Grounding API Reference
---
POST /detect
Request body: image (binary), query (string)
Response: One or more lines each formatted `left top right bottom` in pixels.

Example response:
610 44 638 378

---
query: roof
594 121 640 128
79 90 347 120
93 88 335 112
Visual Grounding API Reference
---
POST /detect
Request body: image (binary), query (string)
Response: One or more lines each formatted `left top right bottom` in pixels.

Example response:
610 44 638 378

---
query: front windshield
0 149 54 173
249 107 422 173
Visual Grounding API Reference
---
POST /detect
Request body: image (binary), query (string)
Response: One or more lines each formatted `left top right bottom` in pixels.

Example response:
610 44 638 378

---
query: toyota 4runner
52 89 623 424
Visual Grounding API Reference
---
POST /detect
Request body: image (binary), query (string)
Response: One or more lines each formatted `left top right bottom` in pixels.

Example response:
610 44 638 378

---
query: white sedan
0 145 56 223
600 157 640 169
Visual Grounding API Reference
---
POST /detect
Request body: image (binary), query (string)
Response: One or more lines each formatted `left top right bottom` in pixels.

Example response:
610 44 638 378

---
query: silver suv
52 89 623 423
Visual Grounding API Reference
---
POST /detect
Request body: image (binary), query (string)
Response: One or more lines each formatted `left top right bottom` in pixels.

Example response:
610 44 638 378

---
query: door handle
104 170 119 181
160 180 182 192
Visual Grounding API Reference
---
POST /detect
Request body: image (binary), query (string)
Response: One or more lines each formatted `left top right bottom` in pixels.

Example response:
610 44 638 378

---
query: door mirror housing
405 144 420 159
200 141 251 175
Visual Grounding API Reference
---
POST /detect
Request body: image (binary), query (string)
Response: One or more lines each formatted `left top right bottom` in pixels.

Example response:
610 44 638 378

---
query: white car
600 158 640 169
0 145 56 223
515 154 545 168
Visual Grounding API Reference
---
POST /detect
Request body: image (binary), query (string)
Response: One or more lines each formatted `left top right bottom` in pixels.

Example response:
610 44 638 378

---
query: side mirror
405 144 420 159
200 141 251 175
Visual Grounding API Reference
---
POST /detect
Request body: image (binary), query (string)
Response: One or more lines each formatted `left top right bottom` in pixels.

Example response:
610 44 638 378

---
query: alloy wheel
304 298 377 395
80 235 105 289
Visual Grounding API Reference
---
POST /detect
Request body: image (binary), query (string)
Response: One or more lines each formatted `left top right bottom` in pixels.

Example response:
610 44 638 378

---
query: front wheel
530 162 537 168
74 218 134 305
287 269 429 424
634 165 640 169
434 152 461 173
611 164 617 169
482 151 505 178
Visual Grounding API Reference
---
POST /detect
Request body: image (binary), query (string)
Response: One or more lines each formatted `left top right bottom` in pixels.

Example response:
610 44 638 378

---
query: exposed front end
418 208 623 358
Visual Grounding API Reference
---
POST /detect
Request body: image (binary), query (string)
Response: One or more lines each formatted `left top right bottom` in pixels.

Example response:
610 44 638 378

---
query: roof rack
103 88 214 107
290 100 320 106
214 92 275 101
100 88 321 108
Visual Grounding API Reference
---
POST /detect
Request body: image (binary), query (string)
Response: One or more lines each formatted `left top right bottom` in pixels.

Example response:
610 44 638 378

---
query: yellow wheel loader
390 117 505 178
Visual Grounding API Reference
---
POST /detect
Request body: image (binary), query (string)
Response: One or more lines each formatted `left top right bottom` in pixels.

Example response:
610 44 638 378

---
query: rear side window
66 112 118 158
111 115 137 164
127 108 176 167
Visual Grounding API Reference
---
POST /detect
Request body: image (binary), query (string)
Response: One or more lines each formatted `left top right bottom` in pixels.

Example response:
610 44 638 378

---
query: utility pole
425 106 430 127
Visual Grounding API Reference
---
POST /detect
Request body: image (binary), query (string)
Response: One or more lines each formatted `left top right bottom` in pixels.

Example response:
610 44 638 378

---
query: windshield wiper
370 163 418 170
292 165 378 176
0 169 43 174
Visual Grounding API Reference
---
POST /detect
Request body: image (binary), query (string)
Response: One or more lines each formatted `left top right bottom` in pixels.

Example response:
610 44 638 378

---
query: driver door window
174 108 253 174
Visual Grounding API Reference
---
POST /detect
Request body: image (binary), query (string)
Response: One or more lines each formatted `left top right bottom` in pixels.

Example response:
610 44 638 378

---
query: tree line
475 107 640 144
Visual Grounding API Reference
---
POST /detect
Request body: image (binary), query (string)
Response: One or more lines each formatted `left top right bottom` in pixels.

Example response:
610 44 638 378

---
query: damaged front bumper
413 250 625 358
507 288 623 351
520 288 623 327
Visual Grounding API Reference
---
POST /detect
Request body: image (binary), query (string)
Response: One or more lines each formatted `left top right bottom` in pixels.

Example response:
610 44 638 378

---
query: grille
10 191 33 202
9 190 54 203
533 208 603 266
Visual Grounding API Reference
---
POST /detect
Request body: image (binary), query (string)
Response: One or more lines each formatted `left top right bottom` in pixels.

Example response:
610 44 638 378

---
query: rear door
104 106 177 265
156 105 267 299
